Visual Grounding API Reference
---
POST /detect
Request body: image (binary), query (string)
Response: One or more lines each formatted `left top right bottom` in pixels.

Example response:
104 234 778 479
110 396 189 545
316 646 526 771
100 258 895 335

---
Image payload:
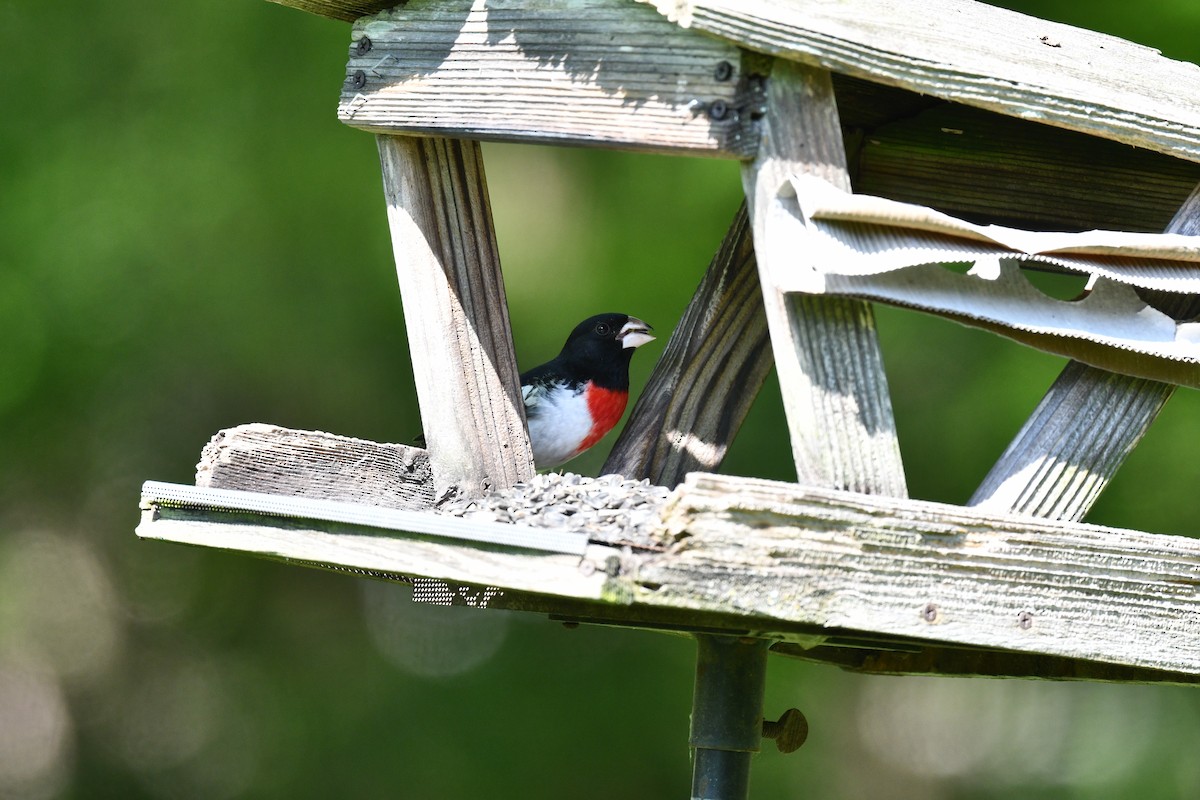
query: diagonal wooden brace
971 184 1200 520
602 202 771 488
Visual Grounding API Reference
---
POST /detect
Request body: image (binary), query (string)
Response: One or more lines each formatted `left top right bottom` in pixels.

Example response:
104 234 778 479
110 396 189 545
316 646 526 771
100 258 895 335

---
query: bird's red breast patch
577 382 629 453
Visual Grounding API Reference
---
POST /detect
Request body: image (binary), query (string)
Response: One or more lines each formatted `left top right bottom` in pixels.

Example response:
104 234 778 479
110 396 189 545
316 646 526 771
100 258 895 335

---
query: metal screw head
352 69 367 90
1017 610 1034 630
707 99 729 121
762 708 809 754
714 60 734 81
921 602 939 623
355 36 372 56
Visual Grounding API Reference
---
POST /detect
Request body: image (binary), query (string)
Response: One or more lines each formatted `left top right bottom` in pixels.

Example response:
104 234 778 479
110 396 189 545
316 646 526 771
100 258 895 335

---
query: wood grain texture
742 58 907 496
265 0 389 22
641 473 1200 675
601 203 772 486
851 101 1200 233
138 504 611 600
197 423 433 509
772 641 1200 685
642 0 1200 163
139 467 1200 677
970 184 1200 520
377 135 535 498
339 0 762 157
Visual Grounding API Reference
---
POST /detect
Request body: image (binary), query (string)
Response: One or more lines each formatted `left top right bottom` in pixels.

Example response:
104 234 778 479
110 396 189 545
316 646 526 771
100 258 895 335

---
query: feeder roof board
645 0 1200 163
279 0 1200 162
300 0 1200 234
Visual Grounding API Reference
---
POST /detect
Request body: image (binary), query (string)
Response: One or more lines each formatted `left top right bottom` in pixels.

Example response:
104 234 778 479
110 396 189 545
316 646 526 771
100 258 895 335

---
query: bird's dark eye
594 322 612 336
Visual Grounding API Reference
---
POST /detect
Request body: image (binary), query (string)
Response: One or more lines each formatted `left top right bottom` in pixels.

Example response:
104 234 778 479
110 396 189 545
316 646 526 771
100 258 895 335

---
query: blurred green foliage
3 0 1200 797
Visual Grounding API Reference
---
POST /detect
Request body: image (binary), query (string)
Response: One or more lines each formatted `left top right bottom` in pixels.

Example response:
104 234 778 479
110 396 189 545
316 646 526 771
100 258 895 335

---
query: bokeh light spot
0 657 72 800
0 531 122 687
361 583 510 678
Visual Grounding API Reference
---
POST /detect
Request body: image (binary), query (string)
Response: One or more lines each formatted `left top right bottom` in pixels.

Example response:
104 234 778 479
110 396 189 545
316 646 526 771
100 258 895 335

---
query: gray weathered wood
641 473 1200 675
642 0 1200 164
196 423 434 509
281 0 1200 226
339 0 761 158
138 469 1200 678
138 503 613 600
377 135 535 498
602 203 772 486
742 58 907 496
970 184 1200 520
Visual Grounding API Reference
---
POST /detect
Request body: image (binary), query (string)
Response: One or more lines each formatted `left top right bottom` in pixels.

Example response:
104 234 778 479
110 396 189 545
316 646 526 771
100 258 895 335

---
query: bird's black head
547 313 655 389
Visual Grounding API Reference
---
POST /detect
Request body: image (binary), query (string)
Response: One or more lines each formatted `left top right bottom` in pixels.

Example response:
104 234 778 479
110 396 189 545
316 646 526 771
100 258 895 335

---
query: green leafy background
3 1 1200 797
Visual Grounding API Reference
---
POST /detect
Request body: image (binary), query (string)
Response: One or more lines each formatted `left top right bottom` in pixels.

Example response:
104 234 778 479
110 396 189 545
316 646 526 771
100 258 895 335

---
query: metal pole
689 634 770 800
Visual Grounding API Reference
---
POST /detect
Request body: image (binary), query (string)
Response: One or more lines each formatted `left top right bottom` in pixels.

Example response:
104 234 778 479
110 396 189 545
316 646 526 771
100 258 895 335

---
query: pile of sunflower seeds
438 472 672 547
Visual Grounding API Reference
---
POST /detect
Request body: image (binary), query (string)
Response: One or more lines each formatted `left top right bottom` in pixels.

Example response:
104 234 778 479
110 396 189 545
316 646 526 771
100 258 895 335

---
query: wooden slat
137 468 1200 678
831 73 941 132
970 185 1200 520
196 423 433 509
741 58 907 496
265 0 389 22
851 101 1200 233
772 642 1200 686
643 473 1200 675
338 0 762 158
641 0 1200 164
601 203 772 486
377 135 535 498
138 504 610 600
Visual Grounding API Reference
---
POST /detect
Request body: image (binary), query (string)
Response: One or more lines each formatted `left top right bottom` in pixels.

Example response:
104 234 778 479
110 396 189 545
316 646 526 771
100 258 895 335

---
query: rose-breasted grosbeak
521 313 655 469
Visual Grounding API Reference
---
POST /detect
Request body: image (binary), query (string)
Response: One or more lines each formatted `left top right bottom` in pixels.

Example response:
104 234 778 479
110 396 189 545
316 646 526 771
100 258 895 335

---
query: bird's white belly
526 385 592 468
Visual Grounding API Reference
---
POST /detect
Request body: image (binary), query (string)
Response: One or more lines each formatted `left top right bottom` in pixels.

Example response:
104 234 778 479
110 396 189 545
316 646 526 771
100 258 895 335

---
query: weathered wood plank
196 423 434 509
850 100 1200 233
772 642 1200 686
138 469 1200 677
339 0 762 158
641 473 1200 675
642 0 1200 164
742 58 907 495
970 185 1200 520
377 135 535 498
137 483 808 639
138 504 609 601
602 203 772 486
265 0 389 22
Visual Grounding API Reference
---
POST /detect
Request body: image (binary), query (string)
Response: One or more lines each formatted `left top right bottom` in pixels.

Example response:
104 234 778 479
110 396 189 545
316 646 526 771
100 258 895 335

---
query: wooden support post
602 203 771 487
377 135 535 499
741 58 907 496
970 184 1200 519
680 56 908 798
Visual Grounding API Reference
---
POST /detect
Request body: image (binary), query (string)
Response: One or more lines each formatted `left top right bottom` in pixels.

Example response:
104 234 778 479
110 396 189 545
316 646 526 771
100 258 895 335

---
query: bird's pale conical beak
618 317 655 350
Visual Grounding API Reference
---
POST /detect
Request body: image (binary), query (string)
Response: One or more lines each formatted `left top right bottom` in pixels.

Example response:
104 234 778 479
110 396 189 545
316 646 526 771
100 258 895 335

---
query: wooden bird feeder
137 1 1200 797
